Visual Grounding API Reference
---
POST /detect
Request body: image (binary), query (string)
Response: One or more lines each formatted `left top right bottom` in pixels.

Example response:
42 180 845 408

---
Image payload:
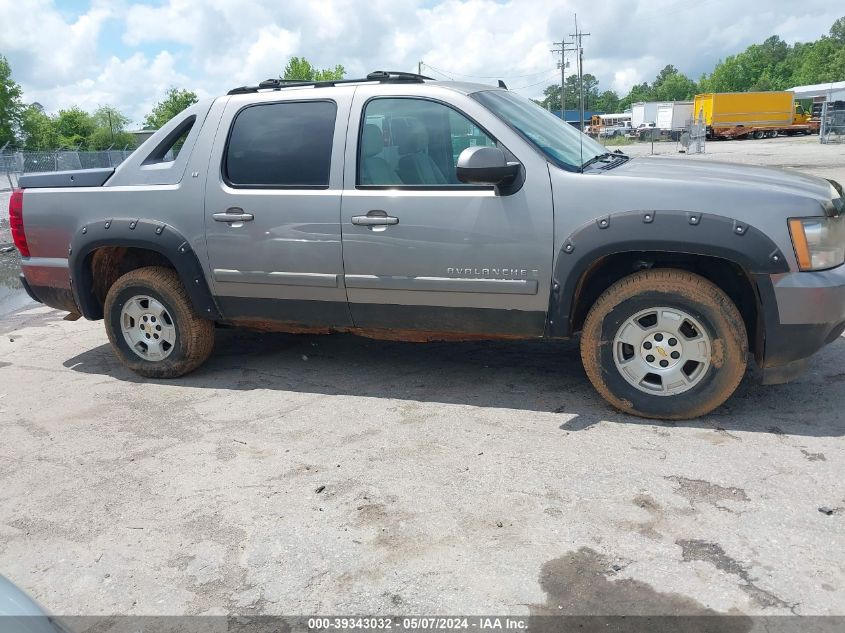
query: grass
602 135 634 147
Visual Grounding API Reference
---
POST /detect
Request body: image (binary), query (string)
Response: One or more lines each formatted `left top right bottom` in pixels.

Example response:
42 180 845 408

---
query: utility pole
551 40 576 123
570 14 591 131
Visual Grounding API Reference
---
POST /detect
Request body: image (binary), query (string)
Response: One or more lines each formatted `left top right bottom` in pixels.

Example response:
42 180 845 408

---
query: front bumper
756 265 845 383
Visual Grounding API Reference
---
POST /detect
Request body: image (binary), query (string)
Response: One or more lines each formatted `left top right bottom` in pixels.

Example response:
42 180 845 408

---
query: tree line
0 54 343 152
0 51 201 152
1 18 842 151
535 16 844 114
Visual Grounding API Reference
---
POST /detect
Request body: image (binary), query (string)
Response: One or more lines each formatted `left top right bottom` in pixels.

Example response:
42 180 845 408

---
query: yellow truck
693 91 819 139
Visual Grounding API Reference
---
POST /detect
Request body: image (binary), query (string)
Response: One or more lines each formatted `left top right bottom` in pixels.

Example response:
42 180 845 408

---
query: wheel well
87 246 175 317
570 252 760 357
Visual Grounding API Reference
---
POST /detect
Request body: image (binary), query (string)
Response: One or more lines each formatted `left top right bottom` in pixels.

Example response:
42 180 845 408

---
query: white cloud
1 0 843 123
21 51 192 127
611 68 646 96
0 0 112 87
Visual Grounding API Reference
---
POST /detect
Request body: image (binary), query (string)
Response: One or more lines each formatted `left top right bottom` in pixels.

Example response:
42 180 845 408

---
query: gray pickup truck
9 71 845 419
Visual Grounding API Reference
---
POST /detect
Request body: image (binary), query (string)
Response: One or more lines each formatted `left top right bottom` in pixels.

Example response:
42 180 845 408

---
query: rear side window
144 116 195 165
224 101 336 188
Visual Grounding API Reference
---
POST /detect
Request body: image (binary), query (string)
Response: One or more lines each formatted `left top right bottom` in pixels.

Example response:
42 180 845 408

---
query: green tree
651 65 698 101
538 83 562 111
0 54 23 148
143 87 198 129
618 83 652 111
539 73 601 112
55 106 96 149
19 104 58 150
89 105 134 149
282 56 345 81
699 19 845 93
829 16 845 44
594 90 621 114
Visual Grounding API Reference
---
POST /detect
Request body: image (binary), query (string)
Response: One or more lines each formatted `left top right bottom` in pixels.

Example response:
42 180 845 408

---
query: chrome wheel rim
119 295 176 361
612 306 711 396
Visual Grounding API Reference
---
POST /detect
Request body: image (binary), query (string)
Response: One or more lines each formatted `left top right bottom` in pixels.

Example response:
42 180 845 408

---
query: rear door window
224 101 336 188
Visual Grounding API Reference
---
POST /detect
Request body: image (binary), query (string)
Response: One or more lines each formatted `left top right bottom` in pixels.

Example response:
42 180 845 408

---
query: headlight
788 216 845 271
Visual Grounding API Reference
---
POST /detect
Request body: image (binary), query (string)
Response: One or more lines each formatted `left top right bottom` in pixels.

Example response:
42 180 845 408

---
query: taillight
9 188 29 257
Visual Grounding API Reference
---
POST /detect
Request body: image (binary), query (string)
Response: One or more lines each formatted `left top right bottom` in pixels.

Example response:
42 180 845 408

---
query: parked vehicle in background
632 102 660 129
694 91 819 139
588 113 633 138
628 102 694 141
655 101 694 139
9 71 845 420
599 121 633 138
630 122 659 140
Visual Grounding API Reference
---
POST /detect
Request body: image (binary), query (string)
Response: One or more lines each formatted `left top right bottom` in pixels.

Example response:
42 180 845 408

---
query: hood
610 157 836 208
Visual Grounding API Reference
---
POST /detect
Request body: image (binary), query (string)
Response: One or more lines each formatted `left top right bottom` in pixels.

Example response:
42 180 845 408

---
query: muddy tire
104 266 215 378
580 269 747 420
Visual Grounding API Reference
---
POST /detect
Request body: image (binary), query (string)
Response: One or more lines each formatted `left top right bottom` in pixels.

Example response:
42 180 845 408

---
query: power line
422 65 455 81
511 71 563 90
420 62 559 80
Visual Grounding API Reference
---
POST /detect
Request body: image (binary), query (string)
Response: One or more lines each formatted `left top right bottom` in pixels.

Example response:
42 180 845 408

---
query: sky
0 0 842 127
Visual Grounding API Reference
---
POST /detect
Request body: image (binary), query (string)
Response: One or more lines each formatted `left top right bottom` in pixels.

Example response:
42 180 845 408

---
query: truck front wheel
104 266 215 378
580 269 747 419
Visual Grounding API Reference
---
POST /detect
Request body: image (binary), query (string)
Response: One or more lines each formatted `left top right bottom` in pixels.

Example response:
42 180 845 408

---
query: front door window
358 98 496 187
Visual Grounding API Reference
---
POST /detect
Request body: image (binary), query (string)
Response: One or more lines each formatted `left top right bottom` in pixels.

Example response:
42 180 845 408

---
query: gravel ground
0 138 844 619
623 134 845 184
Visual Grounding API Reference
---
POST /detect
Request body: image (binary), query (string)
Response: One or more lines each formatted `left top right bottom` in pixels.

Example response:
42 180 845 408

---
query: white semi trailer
655 101 694 134
631 102 659 128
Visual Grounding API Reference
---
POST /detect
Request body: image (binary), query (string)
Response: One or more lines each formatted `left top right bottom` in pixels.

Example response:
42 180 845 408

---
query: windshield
472 89 610 172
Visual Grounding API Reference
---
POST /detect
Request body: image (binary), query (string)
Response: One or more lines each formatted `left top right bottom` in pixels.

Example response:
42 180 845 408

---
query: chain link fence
820 101 845 144
1 149 134 191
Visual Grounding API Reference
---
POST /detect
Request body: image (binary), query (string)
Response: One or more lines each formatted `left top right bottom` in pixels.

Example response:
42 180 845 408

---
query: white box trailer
655 101 694 131
631 102 659 128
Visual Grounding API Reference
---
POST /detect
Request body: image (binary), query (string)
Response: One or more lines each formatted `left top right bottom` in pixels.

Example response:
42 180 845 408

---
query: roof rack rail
227 70 435 95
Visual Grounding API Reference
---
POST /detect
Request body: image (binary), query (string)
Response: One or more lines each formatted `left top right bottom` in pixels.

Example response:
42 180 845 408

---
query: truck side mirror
456 146 521 186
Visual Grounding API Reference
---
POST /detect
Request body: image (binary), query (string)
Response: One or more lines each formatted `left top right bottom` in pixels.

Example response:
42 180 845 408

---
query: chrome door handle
351 211 399 226
213 208 254 222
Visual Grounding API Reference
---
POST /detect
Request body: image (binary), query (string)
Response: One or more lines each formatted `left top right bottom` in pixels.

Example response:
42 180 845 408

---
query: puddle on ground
529 547 753 632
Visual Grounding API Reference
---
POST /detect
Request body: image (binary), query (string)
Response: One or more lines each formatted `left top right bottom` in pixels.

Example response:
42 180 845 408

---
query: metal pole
571 14 590 132
561 49 565 123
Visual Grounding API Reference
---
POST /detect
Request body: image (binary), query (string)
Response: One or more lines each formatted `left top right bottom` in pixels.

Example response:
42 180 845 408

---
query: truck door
340 87 554 336
204 91 352 326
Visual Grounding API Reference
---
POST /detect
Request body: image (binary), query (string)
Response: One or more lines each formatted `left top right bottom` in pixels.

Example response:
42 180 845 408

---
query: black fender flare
547 210 790 337
68 218 221 320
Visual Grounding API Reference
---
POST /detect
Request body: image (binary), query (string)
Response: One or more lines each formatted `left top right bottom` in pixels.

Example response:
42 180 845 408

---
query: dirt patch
677 540 792 611
800 449 826 462
629 494 663 541
530 547 753 631
666 476 749 510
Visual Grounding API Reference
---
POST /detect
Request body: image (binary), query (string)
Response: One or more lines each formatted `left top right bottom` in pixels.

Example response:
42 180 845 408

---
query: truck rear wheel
104 266 215 378
580 269 747 420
